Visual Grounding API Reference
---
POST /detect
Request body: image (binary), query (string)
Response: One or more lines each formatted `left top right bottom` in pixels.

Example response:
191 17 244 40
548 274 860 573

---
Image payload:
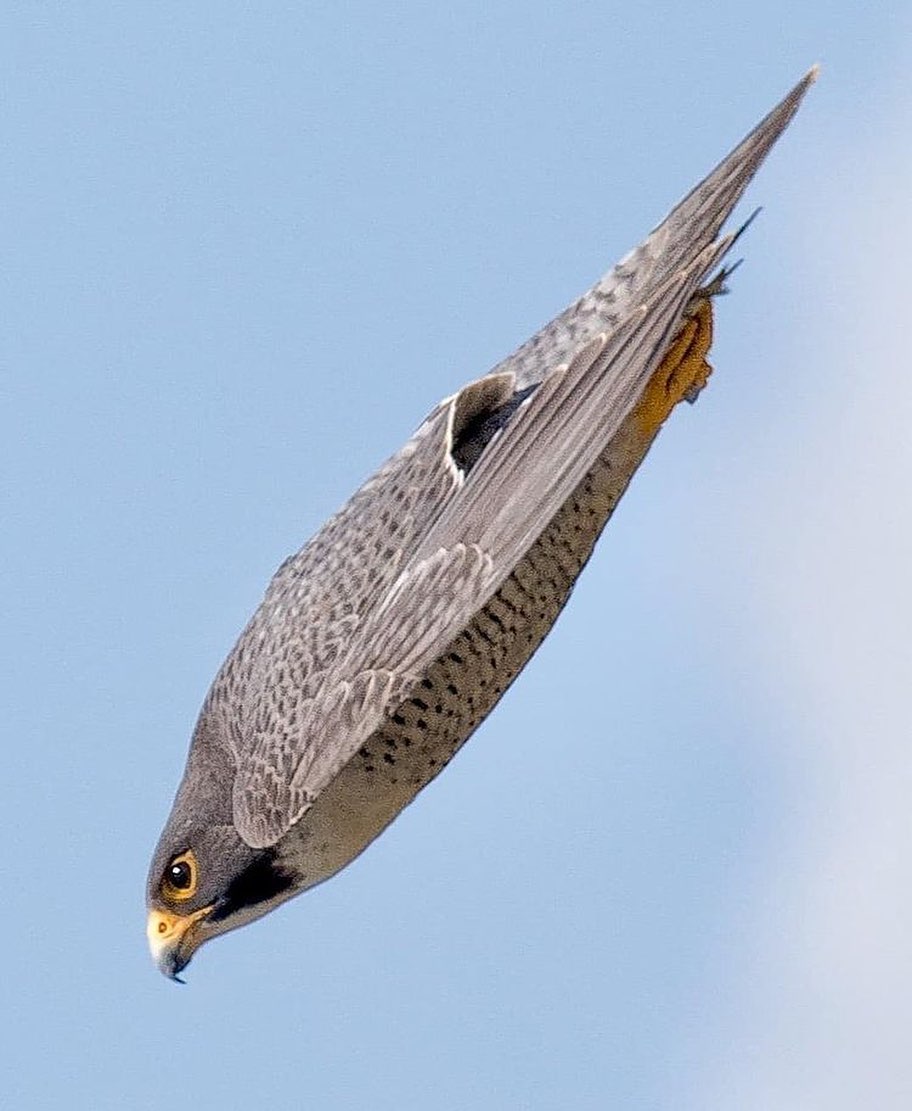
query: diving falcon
147 69 817 979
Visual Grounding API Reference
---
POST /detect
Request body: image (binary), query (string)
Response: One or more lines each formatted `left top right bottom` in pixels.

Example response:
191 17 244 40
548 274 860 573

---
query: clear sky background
2 4 910 1110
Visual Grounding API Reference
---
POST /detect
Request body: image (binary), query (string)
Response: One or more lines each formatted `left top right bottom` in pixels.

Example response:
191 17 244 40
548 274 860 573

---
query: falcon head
145 725 297 980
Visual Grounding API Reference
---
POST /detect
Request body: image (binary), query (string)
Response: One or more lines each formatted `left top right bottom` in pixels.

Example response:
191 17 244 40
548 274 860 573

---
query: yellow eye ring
162 850 199 902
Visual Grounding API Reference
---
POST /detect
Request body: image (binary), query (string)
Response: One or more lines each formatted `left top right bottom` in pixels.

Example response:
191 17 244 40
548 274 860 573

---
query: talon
688 259 741 308
633 296 716 436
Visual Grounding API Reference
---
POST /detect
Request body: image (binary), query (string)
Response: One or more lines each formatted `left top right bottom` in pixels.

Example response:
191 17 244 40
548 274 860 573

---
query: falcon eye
169 862 192 888
162 850 198 901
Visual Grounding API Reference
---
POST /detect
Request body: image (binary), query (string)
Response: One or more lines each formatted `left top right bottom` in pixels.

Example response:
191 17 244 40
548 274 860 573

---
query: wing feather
491 67 818 389
227 72 816 847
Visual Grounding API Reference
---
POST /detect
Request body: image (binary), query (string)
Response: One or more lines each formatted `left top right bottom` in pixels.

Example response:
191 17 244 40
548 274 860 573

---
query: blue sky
2 4 910 1109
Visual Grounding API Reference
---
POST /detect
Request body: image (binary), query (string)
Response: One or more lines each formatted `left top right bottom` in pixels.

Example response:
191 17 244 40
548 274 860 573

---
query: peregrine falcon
147 69 816 979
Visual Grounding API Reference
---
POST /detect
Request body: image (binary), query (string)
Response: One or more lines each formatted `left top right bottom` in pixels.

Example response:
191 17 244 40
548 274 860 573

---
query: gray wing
491 67 818 389
228 69 817 849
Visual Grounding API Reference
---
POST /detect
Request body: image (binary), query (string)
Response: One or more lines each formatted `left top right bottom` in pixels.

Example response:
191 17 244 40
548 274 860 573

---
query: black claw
732 205 762 247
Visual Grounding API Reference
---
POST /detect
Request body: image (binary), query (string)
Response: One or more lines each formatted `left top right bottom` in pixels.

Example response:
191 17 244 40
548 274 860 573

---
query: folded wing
229 70 817 849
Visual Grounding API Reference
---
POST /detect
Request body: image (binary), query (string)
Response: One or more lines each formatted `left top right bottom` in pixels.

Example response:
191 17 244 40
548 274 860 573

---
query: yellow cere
146 905 212 955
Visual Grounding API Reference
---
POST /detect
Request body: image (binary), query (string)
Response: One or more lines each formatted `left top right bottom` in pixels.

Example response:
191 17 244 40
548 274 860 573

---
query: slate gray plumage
147 69 817 979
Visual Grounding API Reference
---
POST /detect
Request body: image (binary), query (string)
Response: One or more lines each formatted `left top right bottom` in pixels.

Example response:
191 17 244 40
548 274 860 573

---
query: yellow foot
633 297 715 438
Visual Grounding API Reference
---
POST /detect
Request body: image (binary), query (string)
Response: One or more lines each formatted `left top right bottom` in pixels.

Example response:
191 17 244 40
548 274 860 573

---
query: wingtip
772 65 819 125
786 64 821 108
764 65 819 135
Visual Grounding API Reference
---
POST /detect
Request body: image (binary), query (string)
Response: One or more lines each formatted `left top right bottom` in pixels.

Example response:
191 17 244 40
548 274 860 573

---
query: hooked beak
146 905 214 982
